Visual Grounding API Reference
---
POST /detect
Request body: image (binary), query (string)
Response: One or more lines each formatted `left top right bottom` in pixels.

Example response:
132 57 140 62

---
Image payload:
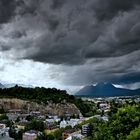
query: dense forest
0 85 92 116
0 85 73 103
85 104 140 140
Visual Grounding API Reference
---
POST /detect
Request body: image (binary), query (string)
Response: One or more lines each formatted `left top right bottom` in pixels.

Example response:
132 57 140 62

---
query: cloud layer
0 0 140 91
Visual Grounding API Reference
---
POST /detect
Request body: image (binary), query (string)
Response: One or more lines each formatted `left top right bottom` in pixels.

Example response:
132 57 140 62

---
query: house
6 113 17 121
0 124 6 129
31 111 41 117
68 119 80 128
46 115 60 123
60 120 67 128
15 121 29 130
62 129 79 140
22 130 38 140
99 103 110 110
81 123 92 136
60 119 80 128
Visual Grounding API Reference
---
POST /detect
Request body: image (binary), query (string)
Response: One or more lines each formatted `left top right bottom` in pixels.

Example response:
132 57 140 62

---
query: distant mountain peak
75 82 140 97
96 82 114 87
0 83 5 89
0 83 33 89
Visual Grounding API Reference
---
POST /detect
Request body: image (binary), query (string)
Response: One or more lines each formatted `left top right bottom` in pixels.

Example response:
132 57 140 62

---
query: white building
22 130 38 140
60 119 80 128
99 103 110 110
60 120 67 128
46 118 60 123
68 119 80 128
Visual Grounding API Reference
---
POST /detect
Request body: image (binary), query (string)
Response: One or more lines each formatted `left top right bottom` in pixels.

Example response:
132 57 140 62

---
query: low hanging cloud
0 0 140 89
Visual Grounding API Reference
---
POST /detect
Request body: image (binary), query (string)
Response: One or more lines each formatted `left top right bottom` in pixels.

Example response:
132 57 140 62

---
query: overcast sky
0 0 140 93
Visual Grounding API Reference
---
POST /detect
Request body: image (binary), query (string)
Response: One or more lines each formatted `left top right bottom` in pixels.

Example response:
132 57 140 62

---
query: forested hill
0 85 74 104
0 85 92 116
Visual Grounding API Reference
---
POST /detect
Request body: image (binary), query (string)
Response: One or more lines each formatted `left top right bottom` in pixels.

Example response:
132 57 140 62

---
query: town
0 96 140 140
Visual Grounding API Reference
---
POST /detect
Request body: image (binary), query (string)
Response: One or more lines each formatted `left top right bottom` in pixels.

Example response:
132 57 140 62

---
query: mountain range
1 82 140 97
75 83 140 97
0 83 33 89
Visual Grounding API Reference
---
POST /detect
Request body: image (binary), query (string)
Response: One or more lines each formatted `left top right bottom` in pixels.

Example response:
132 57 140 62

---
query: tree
36 132 55 140
53 129 64 140
0 114 8 120
9 125 23 140
72 137 81 140
126 125 140 140
36 132 47 140
25 120 45 131
0 107 5 114
93 104 140 140
26 115 34 121
15 116 20 122
46 134 55 140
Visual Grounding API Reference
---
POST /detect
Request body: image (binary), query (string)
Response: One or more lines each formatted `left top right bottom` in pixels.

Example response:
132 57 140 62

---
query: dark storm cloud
0 0 140 86
1 0 140 63
0 45 10 51
51 0 66 9
16 0 41 16
47 17 60 31
110 72 140 84
0 0 17 23
9 30 27 39
85 8 140 58
15 0 140 64
91 0 140 21
60 50 140 86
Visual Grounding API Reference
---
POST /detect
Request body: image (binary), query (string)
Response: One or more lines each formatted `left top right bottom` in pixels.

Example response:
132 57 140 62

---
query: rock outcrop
0 98 81 116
